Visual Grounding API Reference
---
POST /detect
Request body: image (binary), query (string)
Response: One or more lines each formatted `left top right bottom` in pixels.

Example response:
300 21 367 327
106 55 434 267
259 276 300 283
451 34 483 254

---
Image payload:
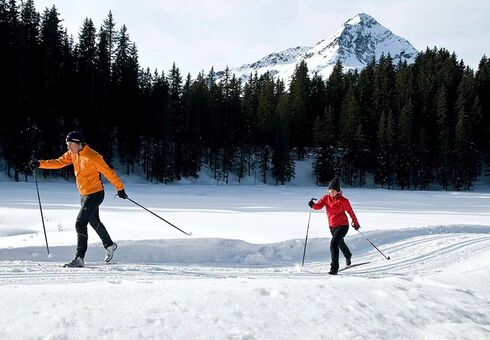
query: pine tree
102 11 116 70
272 79 294 184
240 72 260 179
325 60 344 138
0 1 41 179
203 67 223 180
289 60 311 159
1 0 22 179
75 18 97 141
0 0 8 164
189 72 209 176
38 6 67 170
374 54 396 118
452 69 480 190
19 0 41 117
139 67 153 180
313 106 335 185
475 56 490 163
356 58 376 165
396 100 414 189
95 19 113 157
256 72 276 183
217 67 242 183
435 86 450 189
339 84 360 185
167 63 183 180
112 25 140 174
150 70 170 183
226 73 242 182
96 12 117 159
310 73 326 122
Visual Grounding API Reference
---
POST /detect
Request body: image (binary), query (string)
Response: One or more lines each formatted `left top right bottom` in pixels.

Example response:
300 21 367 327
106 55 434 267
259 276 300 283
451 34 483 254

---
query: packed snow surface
1 178 490 339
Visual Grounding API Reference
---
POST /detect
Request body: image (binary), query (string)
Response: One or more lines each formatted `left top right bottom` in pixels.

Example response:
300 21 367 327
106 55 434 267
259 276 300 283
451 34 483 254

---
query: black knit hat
66 131 85 144
328 177 340 191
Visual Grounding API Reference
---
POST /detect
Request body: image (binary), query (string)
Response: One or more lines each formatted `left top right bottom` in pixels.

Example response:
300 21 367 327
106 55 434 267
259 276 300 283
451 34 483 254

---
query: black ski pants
329 225 352 272
75 190 113 258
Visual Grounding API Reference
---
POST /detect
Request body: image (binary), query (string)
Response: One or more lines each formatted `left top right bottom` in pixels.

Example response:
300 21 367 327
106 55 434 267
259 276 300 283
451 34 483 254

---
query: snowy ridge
1 225 489 267
224 13 418 83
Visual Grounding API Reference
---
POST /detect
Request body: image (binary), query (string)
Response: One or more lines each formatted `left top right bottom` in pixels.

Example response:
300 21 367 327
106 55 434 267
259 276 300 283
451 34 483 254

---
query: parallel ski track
1 232 489 284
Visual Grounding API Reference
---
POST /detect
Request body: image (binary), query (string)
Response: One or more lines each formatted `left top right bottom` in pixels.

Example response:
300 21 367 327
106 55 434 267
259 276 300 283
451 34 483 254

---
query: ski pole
123 196 192 236
33 169 51 257
301 198 316 266
356 229 390 260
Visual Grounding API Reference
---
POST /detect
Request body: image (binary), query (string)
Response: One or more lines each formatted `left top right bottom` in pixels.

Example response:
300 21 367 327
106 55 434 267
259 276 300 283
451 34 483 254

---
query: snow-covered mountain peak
224 13 418 84
344 12 377 26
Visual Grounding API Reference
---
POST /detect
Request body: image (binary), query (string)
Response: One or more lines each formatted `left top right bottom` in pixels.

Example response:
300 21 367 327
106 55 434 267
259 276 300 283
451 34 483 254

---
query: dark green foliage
289 60 312 159
0 1 487 190
313 106 335 185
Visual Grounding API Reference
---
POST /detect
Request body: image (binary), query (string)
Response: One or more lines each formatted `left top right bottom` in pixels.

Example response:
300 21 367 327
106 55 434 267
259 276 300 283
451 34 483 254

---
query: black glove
25 160 39 172
117 189 128 199
308 198 317 208
352 223 360 230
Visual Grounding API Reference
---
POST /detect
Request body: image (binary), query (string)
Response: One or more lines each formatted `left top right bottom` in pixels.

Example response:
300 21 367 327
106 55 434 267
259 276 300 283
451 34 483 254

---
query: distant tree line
1 0 489 189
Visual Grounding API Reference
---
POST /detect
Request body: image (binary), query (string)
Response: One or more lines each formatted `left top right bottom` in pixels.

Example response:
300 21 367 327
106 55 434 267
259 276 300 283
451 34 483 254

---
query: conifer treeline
1 1 489 189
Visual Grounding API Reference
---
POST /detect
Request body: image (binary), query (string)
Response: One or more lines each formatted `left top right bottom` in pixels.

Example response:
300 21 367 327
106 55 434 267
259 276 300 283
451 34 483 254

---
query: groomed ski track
1 227 489 284
1 226 490 339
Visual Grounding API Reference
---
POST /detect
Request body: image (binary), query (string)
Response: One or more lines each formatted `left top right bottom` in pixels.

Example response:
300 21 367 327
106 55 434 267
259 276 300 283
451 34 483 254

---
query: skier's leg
330 226 349 272
329 227 341 272
339 238 352 261
88 191 113 248
75 191 104 258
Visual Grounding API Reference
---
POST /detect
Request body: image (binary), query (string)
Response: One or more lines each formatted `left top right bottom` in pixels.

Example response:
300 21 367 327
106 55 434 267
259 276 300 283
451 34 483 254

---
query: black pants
329 225 352 272
75 190 113 258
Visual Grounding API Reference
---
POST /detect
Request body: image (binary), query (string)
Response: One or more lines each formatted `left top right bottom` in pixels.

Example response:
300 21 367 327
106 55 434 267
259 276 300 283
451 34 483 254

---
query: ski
61 262 117 268
338 261 371 272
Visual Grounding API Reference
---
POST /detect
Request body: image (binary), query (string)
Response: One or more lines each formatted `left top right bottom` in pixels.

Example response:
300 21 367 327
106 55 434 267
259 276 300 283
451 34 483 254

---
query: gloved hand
308 198 317 208
352 223 360 230
25 160 39 172
117 189 128 199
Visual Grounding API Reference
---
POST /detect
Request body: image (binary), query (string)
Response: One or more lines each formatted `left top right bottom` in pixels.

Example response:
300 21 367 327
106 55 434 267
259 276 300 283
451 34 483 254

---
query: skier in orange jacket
30 131 128 267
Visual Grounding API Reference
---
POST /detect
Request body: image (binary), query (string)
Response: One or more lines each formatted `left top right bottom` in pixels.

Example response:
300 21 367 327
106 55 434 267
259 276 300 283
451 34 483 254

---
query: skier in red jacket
308 177 360 275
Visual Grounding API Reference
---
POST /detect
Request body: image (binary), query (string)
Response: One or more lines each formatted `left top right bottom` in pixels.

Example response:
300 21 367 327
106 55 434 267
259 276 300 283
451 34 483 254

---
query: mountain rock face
222 13 418 83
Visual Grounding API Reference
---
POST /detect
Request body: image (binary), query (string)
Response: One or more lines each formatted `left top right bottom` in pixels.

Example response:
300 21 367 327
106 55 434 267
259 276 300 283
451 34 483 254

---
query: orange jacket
39 145 124 196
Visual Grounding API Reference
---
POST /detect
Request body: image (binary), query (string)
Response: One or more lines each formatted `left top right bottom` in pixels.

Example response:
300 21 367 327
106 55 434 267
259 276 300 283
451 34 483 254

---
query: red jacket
312 193 359 228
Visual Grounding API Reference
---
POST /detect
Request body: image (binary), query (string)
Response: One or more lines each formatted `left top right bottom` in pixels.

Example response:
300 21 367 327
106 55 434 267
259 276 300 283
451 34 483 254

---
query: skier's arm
39 151 73 169
344 199 359 226
92 154 124 191
312 195 327 210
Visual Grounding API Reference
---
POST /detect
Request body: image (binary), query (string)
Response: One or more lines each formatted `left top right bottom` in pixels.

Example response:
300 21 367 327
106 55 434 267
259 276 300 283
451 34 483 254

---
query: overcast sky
34 0 489 75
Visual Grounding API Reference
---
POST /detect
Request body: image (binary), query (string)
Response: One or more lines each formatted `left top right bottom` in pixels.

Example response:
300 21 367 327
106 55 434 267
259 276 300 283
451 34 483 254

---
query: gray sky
34 0 490 75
